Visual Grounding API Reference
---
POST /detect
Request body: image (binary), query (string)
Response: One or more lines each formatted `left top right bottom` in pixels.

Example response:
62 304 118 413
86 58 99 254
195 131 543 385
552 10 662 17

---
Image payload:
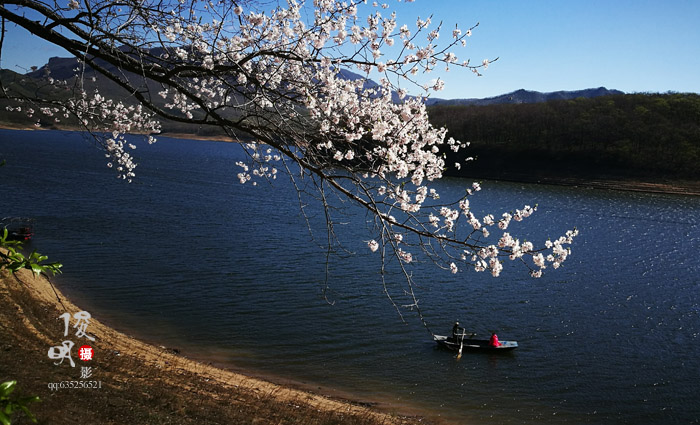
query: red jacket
489 334 501 347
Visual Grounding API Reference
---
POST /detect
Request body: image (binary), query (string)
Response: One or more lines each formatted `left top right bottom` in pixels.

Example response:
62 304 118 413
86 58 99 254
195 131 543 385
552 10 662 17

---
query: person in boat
489 332 501 347
452 321 465 340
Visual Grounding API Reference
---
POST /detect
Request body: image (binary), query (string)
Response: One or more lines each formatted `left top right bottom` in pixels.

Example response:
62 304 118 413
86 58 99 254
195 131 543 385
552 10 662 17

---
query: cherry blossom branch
0 0 578 316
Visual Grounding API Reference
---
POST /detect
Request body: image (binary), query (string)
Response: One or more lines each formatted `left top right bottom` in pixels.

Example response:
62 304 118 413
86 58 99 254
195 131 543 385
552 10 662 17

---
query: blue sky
391 0 700 98
1 0 699 99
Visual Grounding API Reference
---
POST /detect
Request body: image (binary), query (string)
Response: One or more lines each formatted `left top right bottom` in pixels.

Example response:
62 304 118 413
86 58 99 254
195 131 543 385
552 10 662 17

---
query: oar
456 331 465 360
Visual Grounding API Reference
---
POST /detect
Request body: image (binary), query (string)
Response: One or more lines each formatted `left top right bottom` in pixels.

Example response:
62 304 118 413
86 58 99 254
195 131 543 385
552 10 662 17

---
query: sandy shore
0 267 429 425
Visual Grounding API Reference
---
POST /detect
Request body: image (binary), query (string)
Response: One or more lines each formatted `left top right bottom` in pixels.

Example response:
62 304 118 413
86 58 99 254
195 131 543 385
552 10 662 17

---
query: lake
1 129 699 424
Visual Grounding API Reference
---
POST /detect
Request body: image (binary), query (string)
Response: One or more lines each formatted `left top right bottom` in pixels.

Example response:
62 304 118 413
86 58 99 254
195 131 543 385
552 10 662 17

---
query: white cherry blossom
1 0 576 317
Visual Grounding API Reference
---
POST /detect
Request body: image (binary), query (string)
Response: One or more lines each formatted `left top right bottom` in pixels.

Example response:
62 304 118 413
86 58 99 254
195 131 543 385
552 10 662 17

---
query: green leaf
28 251 48 263
0 382 15 398
18 396 40 405
45 263 63 275
0 410 11 425
0 229 22 249
0 382 40 424
19 404 39 423
29 263 44 275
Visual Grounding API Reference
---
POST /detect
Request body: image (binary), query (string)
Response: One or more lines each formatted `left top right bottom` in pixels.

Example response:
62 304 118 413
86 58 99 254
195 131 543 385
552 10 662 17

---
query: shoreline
0 268 432 424
462 174 700 197
2 126 698 196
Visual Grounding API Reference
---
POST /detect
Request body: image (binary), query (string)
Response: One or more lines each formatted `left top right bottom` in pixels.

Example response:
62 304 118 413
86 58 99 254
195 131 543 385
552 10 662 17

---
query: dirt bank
0 268 429 425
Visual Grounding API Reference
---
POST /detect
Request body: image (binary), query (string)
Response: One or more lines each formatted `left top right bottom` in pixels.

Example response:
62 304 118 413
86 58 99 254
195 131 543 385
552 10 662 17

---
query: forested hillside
3 61 699 185
431 93 700 181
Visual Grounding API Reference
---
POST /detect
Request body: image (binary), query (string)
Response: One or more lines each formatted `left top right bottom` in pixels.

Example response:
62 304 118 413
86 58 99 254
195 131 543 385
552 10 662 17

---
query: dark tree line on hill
4 63 698 184
430 93 700 181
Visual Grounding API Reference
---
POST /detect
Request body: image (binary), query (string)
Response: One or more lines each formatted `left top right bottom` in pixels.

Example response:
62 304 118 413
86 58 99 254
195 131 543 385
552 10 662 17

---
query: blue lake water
1 129 699 424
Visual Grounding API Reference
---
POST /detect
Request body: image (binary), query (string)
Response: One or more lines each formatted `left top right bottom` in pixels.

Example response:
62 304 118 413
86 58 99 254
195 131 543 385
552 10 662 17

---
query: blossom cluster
5 73 160 182
3 0 576 285
369 182 578 278
67 91 161 181
130 0 484 193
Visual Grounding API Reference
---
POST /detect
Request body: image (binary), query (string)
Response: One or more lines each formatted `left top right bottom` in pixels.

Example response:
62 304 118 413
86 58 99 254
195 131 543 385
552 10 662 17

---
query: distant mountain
24 55 623 107
26 56 92 80
336 70 624 105
426 87 625 106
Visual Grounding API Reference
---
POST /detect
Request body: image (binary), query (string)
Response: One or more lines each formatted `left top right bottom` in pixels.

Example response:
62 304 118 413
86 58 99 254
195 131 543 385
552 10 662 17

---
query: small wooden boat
1 217 34 241
434 334 518 352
